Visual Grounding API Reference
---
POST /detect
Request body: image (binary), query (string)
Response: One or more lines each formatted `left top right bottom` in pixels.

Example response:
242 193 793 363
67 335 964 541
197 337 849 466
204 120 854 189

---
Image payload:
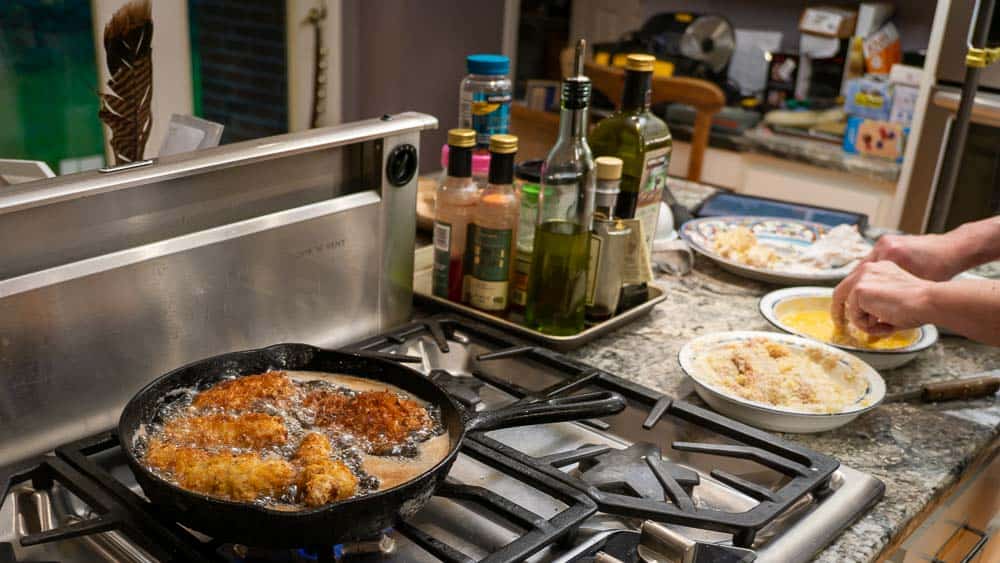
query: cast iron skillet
118 343 625 547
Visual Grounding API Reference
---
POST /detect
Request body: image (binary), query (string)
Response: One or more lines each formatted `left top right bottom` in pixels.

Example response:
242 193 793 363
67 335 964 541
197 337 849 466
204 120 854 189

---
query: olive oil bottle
526 40 595 336
588 53 672 255
465 134 519 313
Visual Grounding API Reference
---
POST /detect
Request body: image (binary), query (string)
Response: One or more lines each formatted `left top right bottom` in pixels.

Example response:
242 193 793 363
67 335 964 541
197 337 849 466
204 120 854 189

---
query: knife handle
923 375 1000 402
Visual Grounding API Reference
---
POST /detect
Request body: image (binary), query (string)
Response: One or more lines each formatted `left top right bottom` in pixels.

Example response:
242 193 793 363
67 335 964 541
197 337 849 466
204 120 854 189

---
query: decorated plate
680 216 866 285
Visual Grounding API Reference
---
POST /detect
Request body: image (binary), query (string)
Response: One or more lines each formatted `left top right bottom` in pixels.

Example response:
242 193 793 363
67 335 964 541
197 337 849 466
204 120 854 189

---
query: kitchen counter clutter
562 183 999 562
669 125 902 184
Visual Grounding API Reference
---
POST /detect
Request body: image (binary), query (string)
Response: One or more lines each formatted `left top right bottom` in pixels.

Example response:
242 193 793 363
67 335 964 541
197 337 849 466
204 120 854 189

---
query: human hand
831 261 936 335
861 233 964 282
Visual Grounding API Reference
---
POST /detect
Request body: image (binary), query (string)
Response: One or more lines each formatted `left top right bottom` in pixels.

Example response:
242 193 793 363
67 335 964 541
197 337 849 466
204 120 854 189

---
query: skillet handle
465 391 626 432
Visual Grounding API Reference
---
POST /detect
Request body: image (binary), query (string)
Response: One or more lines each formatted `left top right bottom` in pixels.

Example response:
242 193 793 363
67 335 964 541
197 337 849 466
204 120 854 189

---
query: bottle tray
412 266 666 351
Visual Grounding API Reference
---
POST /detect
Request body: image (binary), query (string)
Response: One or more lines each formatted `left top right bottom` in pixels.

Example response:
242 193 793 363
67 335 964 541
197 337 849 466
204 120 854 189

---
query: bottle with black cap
432 128 479 302
526 39 595 336
465 134 519 314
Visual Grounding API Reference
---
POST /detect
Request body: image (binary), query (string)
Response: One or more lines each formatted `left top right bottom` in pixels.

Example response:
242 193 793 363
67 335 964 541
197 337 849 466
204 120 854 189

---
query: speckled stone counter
570 180 1000 561
743 127 902 183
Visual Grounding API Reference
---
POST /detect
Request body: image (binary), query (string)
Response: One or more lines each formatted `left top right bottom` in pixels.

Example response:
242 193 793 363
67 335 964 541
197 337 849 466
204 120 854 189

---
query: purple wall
342 1 506 173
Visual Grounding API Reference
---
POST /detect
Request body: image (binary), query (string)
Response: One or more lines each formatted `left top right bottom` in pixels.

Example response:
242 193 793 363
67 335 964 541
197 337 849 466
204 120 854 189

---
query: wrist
948 217 1000 271
915 280 942 326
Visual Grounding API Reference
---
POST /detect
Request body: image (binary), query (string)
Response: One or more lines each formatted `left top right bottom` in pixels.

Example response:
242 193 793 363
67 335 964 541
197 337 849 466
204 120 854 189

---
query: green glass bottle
526 40 595 336
588 53 672 255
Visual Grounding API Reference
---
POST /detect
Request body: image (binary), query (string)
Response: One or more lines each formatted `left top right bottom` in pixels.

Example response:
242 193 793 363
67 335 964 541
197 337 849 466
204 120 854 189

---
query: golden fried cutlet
145 440 296 502
303 389 431 453
162 412 288 450
293 432 358 506
192 371 295 411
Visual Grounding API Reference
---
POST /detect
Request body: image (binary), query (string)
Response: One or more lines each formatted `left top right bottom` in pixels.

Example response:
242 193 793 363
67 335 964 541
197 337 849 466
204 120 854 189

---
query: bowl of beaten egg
759 287 938 370
678 331 885 432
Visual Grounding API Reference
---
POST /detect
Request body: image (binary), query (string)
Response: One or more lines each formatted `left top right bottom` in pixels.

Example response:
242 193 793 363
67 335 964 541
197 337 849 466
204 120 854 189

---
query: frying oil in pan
136 371 447 510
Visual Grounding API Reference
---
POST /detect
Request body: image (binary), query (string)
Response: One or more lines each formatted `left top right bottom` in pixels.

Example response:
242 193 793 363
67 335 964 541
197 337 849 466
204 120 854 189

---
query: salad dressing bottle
432 129 479 302
465 134 519 313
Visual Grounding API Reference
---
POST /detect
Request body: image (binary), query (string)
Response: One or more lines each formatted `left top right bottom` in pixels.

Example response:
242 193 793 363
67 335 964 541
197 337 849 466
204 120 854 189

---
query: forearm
945 216 1000 272
922 279 1000 346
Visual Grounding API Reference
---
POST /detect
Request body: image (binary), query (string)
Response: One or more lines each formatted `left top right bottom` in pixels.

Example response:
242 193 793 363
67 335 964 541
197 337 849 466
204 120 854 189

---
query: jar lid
515 159 543 183
520 183 539 197
441 144 491 176
467 54 510 75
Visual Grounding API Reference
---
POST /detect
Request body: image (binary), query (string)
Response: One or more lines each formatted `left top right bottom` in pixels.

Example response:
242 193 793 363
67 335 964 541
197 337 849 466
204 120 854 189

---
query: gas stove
0 315 883 562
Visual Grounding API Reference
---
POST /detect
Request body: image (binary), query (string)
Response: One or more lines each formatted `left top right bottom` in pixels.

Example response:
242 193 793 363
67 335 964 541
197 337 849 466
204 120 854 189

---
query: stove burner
574 443 700 501
428 369 484 408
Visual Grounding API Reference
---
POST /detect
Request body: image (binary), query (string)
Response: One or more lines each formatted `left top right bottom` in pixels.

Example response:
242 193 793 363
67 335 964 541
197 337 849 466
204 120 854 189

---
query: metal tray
413 267 667 351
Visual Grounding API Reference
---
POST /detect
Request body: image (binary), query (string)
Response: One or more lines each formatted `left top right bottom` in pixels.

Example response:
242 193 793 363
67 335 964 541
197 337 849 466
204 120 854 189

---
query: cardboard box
889 63 924 87
889 83 918 125
843 115 907 161
856 3 894 37
800 7 858 38
863 22 902 74
844 76 893 121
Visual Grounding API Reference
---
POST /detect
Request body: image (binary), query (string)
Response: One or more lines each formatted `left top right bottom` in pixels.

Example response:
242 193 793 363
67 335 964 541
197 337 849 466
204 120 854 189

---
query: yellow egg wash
780 309 917 350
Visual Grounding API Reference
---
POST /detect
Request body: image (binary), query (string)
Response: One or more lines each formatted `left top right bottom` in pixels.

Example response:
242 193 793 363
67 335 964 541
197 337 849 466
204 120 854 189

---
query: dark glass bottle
588 53 672 255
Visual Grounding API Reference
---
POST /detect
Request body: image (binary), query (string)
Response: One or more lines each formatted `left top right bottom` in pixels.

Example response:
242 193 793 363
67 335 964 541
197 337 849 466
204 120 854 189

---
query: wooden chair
510 104 562 162
584 61 725 182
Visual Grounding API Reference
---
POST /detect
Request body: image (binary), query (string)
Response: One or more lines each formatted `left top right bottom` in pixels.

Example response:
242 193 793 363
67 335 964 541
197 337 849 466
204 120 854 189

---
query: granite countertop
669 123 901 183
743 127 902 184
567 180 1000 561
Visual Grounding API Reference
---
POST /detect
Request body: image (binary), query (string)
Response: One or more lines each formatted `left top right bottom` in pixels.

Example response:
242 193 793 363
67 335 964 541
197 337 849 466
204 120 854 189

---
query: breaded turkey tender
294 432 358 506
304 389 431 453
162 412 288 450
192 371 295 411
145 440 296 502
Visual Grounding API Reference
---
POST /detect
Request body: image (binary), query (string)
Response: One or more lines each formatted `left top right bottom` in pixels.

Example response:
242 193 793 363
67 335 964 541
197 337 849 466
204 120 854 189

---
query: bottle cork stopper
596 156 623 180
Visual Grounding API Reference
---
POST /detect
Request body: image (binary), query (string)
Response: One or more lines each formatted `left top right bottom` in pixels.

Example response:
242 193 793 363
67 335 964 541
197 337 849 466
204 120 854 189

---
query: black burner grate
1 433 220 562
1 430 596 563
354 315 842 548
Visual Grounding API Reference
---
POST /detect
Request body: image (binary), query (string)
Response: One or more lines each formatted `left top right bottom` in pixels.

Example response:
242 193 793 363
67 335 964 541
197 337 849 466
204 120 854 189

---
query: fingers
865 321 897 336
832 266 863 325
844 284 867 329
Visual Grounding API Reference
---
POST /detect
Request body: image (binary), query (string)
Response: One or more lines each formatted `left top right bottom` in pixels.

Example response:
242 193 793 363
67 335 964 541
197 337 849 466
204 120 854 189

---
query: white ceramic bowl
678 331 885 433
759 287 939 370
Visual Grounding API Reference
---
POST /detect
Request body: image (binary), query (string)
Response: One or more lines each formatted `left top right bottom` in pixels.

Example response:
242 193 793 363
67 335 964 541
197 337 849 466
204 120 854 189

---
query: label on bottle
465 91 512 147
510 252 532 308
432 221 452 299
621 218 654 285
462 224 475 303
586 233 603 306
468 224 514 311
636 146 671 252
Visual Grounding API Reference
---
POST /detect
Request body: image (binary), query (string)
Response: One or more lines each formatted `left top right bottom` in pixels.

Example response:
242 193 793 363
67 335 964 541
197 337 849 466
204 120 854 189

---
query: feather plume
99 0 153 165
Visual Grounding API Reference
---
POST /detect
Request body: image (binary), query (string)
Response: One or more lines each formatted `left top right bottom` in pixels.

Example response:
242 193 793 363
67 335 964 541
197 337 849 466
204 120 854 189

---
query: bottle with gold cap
433 128 480 302
465 134 519 313
588 53 672 258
